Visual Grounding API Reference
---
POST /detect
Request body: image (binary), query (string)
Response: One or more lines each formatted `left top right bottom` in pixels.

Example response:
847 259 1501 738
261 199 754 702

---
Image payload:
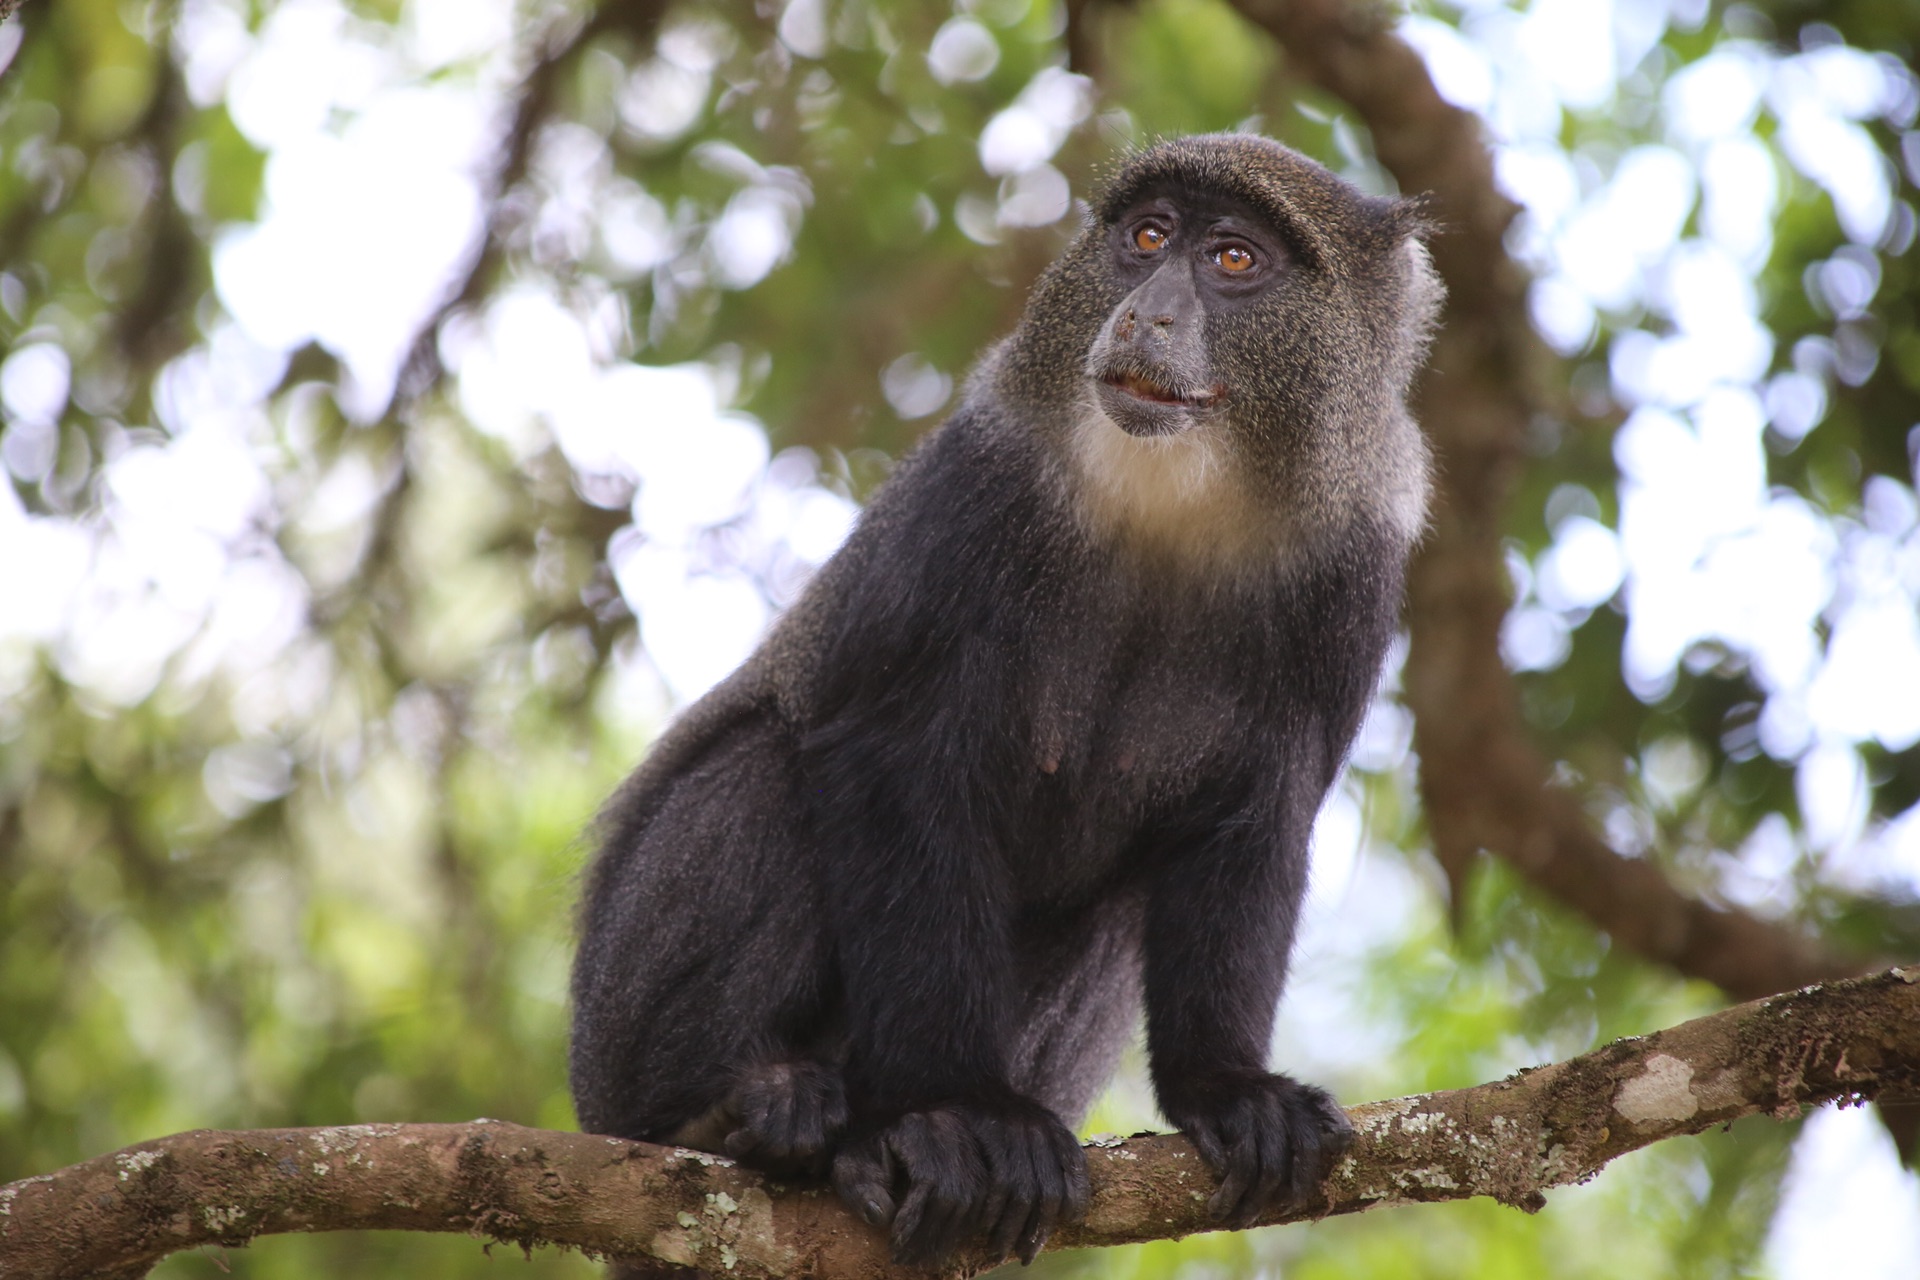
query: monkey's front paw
831 1108 983 1266
1159 1070 1353 1228
968 1096 1090 1264
720 1059 849 1176
830 1097 1088 1266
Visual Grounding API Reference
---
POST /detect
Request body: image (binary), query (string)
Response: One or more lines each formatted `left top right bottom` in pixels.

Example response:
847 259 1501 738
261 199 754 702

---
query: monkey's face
1002 136 1428 449
995 134 1436 539
1083 192 1294 439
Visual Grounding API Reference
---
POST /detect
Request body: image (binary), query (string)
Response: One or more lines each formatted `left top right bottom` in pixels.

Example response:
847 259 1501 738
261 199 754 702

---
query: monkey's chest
1017 636 1269 892
1030 668 1246 790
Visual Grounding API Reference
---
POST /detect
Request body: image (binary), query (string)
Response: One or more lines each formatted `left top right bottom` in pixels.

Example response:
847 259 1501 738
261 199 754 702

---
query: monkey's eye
1131 222 1171 254
1215 244 1257 274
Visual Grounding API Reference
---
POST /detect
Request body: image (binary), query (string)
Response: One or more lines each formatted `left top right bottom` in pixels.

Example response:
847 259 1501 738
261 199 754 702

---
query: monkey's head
991 133 1441 552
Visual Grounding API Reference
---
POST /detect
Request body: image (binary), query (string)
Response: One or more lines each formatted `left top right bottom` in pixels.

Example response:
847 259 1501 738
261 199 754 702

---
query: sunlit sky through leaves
2 0 1919 1270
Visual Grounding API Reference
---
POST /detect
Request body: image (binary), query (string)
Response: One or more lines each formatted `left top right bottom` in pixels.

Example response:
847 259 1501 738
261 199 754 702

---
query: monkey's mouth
1100 370 1219 409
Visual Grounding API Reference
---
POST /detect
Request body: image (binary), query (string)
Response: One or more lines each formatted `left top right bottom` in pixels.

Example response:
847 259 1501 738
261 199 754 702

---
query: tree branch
6 968 1919 1280
387 0 672 410
1216 0 1869 998
110 7 199 378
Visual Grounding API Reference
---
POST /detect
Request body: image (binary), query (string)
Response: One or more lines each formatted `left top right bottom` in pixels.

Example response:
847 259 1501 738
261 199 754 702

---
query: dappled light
2 0 1919 1276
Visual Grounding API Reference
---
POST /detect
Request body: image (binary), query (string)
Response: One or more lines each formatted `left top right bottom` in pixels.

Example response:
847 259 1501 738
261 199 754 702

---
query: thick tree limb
1216 0 1866 998
6 968 1918 1280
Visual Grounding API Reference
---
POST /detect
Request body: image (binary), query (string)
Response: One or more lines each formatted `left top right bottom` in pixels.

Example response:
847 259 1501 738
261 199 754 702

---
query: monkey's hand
1159 1069 1353 1228
719 1059 850 1177
830 1094 1089 1266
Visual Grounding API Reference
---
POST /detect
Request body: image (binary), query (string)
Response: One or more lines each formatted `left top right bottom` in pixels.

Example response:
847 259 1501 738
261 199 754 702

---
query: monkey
569 132 1440 1270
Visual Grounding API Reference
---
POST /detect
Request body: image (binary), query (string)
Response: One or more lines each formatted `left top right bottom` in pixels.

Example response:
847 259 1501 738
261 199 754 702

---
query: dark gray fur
570 133 1440 1269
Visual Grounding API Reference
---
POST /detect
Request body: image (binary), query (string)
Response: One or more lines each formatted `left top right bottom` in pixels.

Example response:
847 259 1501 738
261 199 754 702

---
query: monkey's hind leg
668 1057 850 1178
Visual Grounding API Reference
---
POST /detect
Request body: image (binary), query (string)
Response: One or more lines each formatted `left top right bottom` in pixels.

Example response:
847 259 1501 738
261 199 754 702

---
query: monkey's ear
1386 193 1440 243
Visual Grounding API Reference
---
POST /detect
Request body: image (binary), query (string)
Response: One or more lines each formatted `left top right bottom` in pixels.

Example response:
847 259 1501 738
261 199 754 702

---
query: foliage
1 0 1917 1276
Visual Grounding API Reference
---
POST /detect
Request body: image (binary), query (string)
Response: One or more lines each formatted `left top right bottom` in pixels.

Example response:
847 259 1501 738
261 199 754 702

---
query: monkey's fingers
1285 1086 1353 1209
1200 1099 1265 1226
881 1112 983 1266
1060 1128 1091 1225
977 1152 1019 1261
976 1120 1032 1262
736 1080 788 1153
1183 1119 1229 1175
790 1065 850 1158
890 1177 970 1267
1225 1110 1292 1230
1013 1121 1087 1264
830 1134 900 1228
1192 1076 1352 1227
730 1059 849 1169
964 1102 1087 1265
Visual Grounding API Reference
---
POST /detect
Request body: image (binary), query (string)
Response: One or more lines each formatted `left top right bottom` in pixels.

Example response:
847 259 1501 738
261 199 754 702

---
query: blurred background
2 0 1918 1275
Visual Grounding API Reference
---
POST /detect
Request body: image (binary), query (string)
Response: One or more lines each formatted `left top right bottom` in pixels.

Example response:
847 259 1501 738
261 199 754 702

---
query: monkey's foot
719 1058 849 1176
831 1094 1088 1267
1159 1069 1353 1228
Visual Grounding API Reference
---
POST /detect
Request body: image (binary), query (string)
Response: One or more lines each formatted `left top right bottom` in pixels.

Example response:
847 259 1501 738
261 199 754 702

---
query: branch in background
388 0 672 409
6 968 1918 1280
1061 0 1102 77
111 18 198 377
1217 0 1870 999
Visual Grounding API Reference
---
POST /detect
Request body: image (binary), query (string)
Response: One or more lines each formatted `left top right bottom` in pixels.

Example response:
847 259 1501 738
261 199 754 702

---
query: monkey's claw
721 1059 849 1176
832 1108 983 1265
830 1097 1088 1266
1161 1070 1353 1228
972 1098 1089 1264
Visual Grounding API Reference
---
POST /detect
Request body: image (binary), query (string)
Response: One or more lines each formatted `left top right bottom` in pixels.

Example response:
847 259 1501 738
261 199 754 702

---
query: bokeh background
2 0 1919 1275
